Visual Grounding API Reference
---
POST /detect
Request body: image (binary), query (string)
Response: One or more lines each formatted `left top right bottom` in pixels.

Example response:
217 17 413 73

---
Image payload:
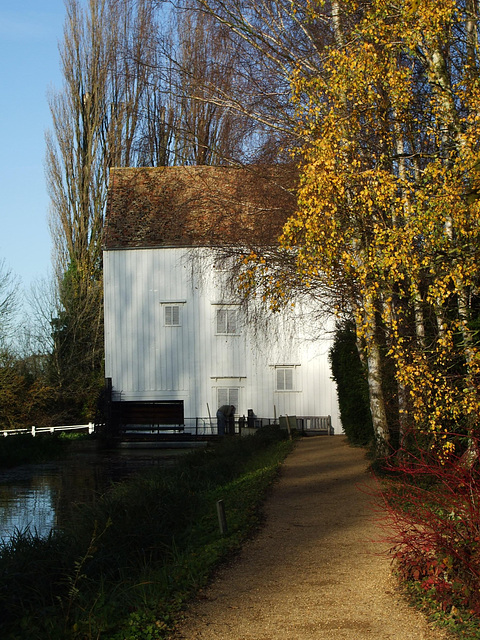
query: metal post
207 403 212 434
285 415 293 441
216 499 228 536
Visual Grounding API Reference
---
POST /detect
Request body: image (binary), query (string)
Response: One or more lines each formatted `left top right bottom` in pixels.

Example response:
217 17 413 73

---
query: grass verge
0 427 294 639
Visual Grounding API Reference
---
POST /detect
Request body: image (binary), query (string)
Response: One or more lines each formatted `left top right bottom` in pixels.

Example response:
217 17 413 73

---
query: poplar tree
46 0 260 419
45 0 158 417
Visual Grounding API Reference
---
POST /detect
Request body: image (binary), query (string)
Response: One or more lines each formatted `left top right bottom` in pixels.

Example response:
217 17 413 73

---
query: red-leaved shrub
380 434 480 615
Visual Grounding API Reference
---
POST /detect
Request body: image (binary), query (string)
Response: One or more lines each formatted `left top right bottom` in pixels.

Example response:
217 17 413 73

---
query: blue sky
0 1 65 303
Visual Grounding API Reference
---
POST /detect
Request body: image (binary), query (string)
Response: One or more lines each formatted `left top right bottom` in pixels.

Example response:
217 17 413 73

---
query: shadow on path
173 436 449 640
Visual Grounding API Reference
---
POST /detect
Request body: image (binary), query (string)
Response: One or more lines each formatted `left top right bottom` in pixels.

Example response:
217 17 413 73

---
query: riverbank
172 436 450 640
0 431 93 468
0 437 193 542
0 428 293 639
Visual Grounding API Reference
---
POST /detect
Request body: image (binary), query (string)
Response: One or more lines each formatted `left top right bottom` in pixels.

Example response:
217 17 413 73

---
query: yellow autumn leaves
242 0 480 455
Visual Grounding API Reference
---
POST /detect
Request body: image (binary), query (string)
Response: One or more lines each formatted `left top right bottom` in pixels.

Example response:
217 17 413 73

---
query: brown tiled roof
104 166 298 250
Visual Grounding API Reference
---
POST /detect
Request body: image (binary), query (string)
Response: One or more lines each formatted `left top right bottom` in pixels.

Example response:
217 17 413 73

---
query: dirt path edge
173 436 450 640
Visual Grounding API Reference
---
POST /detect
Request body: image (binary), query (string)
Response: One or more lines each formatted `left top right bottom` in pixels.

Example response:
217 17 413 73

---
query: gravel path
173 436 450 640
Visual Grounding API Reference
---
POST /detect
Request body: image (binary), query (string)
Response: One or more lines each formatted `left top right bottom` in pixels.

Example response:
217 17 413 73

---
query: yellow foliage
239 1 480 451
282 0 480 450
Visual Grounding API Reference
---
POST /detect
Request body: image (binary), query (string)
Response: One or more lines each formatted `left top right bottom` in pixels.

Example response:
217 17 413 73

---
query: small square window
276 367 294 391
164 305 181 326
216 308 238 335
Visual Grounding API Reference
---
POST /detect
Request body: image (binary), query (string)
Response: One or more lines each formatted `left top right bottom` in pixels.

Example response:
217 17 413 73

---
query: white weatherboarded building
103 166 340 434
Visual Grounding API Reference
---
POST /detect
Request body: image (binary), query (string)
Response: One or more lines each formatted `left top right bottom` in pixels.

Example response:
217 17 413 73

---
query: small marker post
216 499 228 535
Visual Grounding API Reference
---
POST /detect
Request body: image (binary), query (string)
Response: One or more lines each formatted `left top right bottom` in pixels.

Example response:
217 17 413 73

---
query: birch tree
192 0 391 450
197 0 480 455
282 0 480 455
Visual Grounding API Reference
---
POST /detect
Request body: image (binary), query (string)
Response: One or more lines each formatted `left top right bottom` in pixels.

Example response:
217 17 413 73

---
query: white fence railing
2 424 95 438
1 416 333 439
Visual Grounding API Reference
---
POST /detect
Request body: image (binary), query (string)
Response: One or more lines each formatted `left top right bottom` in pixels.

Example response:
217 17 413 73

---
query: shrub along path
172 436 449 640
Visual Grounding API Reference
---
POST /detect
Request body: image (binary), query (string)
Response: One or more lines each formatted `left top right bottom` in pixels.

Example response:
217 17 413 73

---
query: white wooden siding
104 247 340 430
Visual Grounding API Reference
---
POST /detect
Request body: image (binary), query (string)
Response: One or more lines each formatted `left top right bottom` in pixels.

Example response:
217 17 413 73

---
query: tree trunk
357 296 390 456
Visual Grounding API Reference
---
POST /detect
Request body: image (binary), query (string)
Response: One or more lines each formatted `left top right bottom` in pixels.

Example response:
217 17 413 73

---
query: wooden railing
2 424 95 437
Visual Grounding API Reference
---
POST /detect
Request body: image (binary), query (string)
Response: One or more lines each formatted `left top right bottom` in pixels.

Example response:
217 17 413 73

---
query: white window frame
275 366 295 392
215 306 240 335
161 301 185 327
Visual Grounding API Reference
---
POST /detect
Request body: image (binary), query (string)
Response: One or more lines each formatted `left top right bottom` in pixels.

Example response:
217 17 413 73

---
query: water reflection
0 477 56 540
0 444 189 543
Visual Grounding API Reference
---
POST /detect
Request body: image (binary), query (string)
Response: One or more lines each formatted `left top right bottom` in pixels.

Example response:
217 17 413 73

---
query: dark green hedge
329 321 374 446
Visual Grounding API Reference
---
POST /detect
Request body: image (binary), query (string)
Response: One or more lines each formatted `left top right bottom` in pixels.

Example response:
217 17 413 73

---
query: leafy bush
254 424 289 443
381 433 480 626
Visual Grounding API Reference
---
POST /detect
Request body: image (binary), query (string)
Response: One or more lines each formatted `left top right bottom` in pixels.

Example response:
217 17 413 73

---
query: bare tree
46 0 160 278
45 0 157 416
0 259 19 350
172 6 258 164
182 0 339 153
47 0 109 279
44 0 295 418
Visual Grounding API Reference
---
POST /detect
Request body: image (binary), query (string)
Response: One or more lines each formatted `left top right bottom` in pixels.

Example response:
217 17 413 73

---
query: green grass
0 427 294 639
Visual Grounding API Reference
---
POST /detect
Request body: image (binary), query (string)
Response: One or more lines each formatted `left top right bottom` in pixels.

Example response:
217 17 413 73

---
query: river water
0 442 191 544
